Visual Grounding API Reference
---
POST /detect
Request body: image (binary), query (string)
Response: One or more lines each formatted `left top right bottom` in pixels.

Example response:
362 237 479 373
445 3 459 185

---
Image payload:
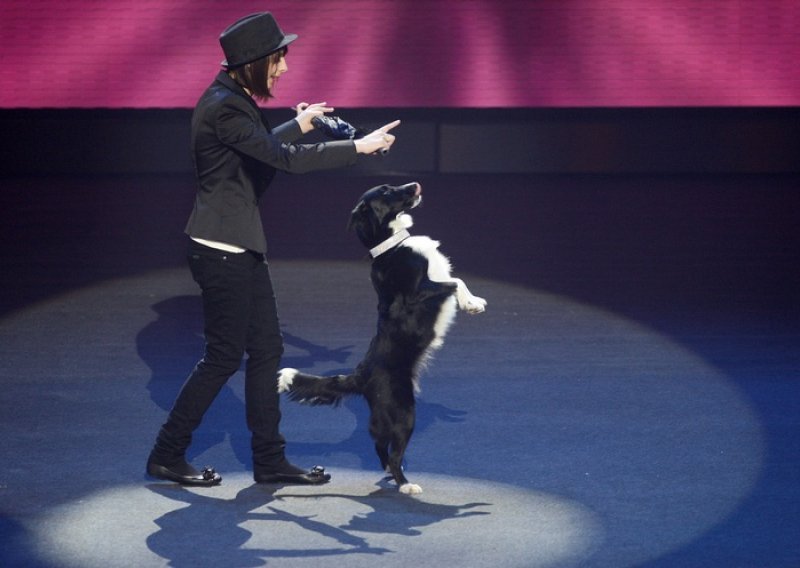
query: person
146 11 399 487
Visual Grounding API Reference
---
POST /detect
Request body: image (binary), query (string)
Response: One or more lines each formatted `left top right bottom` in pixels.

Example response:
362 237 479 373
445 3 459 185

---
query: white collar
369 229 410 258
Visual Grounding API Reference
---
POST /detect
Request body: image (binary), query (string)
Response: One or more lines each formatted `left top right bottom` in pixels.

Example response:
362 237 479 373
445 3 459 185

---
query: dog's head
348 182 422 248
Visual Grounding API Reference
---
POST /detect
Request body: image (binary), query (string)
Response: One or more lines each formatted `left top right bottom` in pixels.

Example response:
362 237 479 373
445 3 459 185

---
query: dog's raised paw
465 296 487 314
399 483 423 495
277 368 298 393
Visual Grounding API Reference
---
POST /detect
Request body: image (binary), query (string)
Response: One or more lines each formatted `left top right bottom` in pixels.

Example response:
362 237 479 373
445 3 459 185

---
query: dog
277 182 486 494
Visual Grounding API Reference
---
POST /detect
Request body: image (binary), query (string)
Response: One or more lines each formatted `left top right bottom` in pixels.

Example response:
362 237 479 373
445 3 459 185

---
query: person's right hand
355 120 401 155
293 102 334 134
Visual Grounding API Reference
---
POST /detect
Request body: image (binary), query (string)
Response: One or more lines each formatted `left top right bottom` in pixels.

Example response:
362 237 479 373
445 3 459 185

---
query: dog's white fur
402 236 485 350
400 481 423 494
391 210 486 317
392 212 485 383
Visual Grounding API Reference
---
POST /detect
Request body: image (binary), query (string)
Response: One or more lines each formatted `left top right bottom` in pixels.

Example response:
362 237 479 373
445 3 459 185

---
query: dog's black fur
277 182 486 494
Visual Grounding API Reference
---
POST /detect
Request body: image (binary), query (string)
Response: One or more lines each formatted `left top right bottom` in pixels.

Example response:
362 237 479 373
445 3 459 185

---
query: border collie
277 182 486 494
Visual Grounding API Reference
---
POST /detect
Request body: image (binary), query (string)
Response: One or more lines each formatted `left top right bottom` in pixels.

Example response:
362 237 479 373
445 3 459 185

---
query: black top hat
220 12 298 69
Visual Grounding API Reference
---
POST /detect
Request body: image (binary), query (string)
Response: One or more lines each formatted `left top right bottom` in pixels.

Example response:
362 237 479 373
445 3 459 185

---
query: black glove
311 115 366 140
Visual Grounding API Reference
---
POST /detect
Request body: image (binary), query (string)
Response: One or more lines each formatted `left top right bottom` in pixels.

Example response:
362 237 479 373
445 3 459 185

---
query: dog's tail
277 368 361 406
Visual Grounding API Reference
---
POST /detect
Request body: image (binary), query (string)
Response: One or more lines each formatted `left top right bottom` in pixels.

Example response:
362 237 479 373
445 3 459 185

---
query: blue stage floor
1 172 798 567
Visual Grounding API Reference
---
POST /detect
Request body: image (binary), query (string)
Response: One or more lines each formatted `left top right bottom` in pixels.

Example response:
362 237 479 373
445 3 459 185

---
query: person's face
267 50 288 91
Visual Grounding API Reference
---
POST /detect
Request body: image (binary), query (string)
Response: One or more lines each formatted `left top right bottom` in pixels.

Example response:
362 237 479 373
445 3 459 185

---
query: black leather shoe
147 459 222 487
254 465 330 485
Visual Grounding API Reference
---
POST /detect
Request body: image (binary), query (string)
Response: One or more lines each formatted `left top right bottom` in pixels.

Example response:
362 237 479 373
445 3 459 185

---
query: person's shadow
138 296 248 464
145 481 489 566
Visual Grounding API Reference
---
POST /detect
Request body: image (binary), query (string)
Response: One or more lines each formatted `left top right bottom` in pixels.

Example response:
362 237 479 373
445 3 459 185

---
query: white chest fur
401 236 458 350
402 236 452 279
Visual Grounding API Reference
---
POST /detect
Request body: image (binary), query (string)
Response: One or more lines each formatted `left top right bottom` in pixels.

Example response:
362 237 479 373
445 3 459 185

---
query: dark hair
229 47 287 101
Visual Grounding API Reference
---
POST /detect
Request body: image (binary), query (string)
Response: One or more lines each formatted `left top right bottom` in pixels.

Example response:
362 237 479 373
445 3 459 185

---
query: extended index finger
378 120 401 133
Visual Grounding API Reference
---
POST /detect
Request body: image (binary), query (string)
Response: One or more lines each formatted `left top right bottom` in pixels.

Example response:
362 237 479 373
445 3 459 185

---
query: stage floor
1 172 798 567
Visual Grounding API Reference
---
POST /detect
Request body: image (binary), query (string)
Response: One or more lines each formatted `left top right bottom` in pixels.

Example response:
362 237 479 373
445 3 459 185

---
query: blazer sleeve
216 100 357 174
271 118 303 143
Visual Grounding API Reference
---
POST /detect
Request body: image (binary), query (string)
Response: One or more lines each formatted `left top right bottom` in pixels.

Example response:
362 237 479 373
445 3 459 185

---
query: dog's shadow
138 295 467 469
279 478 491 537
145 481 489 565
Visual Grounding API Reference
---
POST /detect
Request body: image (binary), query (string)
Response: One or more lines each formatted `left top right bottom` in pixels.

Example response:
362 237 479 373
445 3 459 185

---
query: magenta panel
1 0 798 108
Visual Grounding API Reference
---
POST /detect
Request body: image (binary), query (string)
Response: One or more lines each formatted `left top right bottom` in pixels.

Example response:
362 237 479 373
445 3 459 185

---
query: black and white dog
277 182 486 494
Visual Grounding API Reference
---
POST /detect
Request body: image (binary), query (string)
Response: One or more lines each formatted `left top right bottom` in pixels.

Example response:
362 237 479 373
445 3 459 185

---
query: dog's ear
347 201 366 231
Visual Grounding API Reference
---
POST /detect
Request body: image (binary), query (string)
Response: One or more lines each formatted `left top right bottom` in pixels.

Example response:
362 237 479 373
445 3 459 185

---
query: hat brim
221 34 297 68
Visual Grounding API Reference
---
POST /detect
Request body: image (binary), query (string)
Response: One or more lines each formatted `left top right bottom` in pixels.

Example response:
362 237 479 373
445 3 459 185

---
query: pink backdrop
1 0 798 108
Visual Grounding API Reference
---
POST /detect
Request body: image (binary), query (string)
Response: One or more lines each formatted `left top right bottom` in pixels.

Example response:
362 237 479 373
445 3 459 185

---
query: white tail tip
277 368 298 393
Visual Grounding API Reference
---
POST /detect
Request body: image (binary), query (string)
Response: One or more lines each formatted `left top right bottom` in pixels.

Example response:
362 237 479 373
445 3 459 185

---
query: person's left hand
293 102 334 134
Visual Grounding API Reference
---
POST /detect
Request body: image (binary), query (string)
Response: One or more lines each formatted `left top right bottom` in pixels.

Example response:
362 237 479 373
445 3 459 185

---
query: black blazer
185 71 358 253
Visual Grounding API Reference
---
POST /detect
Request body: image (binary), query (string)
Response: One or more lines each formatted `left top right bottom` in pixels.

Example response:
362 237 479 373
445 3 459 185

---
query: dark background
1 107 798 176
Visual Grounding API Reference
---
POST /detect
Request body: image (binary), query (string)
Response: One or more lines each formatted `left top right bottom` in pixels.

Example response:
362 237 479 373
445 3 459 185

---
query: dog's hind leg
388 422 421 495
375 442 391 474
369 413 420 494
371 433 403 486
389 448 421 495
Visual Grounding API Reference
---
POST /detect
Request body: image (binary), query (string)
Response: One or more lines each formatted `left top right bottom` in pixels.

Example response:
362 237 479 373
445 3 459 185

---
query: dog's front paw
277 368 298 393
463 295 487 314
399 483 423 495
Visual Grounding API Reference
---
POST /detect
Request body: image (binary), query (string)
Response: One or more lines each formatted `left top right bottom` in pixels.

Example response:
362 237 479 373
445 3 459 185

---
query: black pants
150 240 286 472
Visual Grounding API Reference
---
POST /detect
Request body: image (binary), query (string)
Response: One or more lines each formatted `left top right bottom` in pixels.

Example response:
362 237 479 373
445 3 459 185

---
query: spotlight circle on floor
2 263 763 567
34 471 602 568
